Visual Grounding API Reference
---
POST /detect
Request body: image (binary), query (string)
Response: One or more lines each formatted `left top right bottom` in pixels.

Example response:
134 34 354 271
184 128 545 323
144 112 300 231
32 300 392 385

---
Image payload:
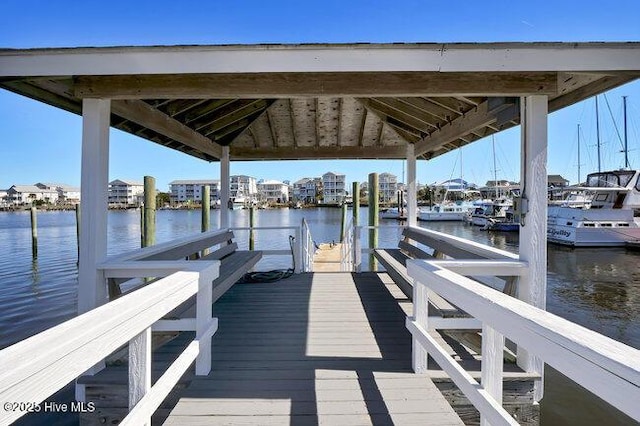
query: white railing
406 259 640 425
340 218 355 271
301 218 314 272
0 261 219 426
231 225 302 273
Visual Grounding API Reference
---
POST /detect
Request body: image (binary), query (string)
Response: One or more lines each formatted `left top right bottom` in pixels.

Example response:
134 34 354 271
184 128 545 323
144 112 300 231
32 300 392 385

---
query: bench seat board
373 249 467 318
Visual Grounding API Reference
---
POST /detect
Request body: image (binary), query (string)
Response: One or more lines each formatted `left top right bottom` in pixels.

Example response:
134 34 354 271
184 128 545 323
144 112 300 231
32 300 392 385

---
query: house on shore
6 184 59 205
169 179 220 205
108 179 144 207
257 179 289 204
322 172 346 204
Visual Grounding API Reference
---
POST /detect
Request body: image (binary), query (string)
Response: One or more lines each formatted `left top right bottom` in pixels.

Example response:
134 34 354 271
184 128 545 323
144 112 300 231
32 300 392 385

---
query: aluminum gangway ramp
163 272 463 425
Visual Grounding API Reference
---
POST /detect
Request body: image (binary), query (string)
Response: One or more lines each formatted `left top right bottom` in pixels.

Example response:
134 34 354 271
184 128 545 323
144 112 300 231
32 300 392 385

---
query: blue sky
1 0 639 191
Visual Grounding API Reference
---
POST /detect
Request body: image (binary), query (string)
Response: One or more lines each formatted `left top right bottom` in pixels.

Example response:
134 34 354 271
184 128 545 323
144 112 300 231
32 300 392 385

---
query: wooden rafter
110 99 222 159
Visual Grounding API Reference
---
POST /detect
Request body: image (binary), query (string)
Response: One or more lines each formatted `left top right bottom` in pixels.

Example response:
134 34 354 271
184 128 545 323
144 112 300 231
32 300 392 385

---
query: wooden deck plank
164 272 463 425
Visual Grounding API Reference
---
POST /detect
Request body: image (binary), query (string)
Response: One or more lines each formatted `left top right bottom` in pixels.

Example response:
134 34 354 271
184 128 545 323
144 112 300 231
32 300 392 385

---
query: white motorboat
468 197 513 227
547 169 640 246
419 202 473 221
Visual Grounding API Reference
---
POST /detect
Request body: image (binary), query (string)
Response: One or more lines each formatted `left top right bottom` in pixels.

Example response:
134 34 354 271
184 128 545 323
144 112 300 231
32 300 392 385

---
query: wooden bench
109 229 262 305
374 226 519 360
374 227 472 319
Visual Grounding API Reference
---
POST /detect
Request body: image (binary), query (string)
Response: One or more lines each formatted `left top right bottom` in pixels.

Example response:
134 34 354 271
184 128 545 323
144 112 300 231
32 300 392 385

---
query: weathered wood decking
163 272 463 425
311 243 344 272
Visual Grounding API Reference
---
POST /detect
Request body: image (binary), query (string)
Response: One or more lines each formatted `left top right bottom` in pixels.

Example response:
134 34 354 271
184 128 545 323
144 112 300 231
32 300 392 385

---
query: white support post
517 95 548 402
78 99 111 314
412 279 429 373
76 99 110 401
354 226 362 273
195 267 214 375
406 143 417 227
481 324 505 426
129 327 151 426
220 146 230 230
294 227 302 273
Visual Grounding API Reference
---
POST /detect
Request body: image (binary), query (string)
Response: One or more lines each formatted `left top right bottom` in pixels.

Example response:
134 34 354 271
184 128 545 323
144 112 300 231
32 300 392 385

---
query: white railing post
412 278 429 373
300 219 307 272
195 267 214 375
294 226 302 273
129 327 152 426
481 324 505 426
354 226 362 273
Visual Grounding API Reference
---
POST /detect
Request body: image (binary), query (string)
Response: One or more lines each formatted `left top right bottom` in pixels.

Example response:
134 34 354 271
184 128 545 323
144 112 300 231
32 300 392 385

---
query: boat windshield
586 171 636 188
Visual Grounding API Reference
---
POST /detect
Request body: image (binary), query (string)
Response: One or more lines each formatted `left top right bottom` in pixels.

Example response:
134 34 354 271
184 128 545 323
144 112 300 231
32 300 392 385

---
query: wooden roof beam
110 99 222 159
230 145 408 160
414 100 500 157
73 72 558 99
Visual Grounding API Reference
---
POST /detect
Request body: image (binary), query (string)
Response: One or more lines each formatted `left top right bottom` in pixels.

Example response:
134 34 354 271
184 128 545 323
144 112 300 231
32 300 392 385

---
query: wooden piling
30 207 38 258
201 185 210 232
368 173 379 270
340 202 348 242
352 181 360 226
249 206 255 251
143 176 156 248
140 207 145 246
201 185 210 257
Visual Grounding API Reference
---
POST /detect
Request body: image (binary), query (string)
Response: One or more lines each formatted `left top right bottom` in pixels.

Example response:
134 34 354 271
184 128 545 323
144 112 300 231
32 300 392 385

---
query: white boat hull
547 206 640 247
418 211 466 221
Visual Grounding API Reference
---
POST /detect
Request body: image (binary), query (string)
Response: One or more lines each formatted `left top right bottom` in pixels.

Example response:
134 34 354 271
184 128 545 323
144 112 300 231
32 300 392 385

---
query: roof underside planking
1 42 639 162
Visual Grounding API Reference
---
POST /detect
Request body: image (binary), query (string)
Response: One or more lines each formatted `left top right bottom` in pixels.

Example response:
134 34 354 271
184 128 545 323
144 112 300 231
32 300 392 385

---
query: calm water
1 208 638 425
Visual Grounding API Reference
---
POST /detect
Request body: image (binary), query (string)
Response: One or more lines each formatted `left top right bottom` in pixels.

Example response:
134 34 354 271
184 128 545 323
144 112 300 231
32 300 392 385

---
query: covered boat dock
1 42 639 426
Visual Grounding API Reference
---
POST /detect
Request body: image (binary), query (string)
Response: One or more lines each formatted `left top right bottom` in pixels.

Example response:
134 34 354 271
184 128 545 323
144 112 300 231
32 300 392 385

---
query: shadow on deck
163 272 463 425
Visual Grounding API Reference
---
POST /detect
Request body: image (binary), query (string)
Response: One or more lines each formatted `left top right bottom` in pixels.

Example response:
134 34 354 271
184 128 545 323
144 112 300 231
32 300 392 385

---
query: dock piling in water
249 206 255 251
30 207 38 258
368 173 379 270
201 185 210 257
352 181 360 226
340 202 348 242
143 176 156 248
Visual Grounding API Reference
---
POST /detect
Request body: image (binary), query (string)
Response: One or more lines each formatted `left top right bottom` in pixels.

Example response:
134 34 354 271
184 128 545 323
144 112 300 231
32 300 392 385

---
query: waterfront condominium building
292 177 322 204
6 184 59 205
378 173 399 204
35 183 81 204
257 180 290 204
169 180 221 204
322 172 346 205
230 175 258 205
108 179 144 207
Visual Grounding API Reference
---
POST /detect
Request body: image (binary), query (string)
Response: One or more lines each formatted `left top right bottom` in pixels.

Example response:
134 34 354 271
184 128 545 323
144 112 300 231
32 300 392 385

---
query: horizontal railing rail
0 261 219 426
406 259 640 424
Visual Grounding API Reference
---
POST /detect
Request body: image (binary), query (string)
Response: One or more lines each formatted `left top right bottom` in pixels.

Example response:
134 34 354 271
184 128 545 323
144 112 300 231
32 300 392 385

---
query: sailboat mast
492 136 498 199
577 124 581 184
595 95 602 173
623 95 629 168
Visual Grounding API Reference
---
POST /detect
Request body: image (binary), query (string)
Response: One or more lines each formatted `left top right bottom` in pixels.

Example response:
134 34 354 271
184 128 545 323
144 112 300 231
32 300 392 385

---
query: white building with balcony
292 177 321 204
257 180 289 204
322 172 346 205
379 173 399 204
6 184 59 205
230 175 258 205
169 180 220 204
35 183 81 204
108 180 144 206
